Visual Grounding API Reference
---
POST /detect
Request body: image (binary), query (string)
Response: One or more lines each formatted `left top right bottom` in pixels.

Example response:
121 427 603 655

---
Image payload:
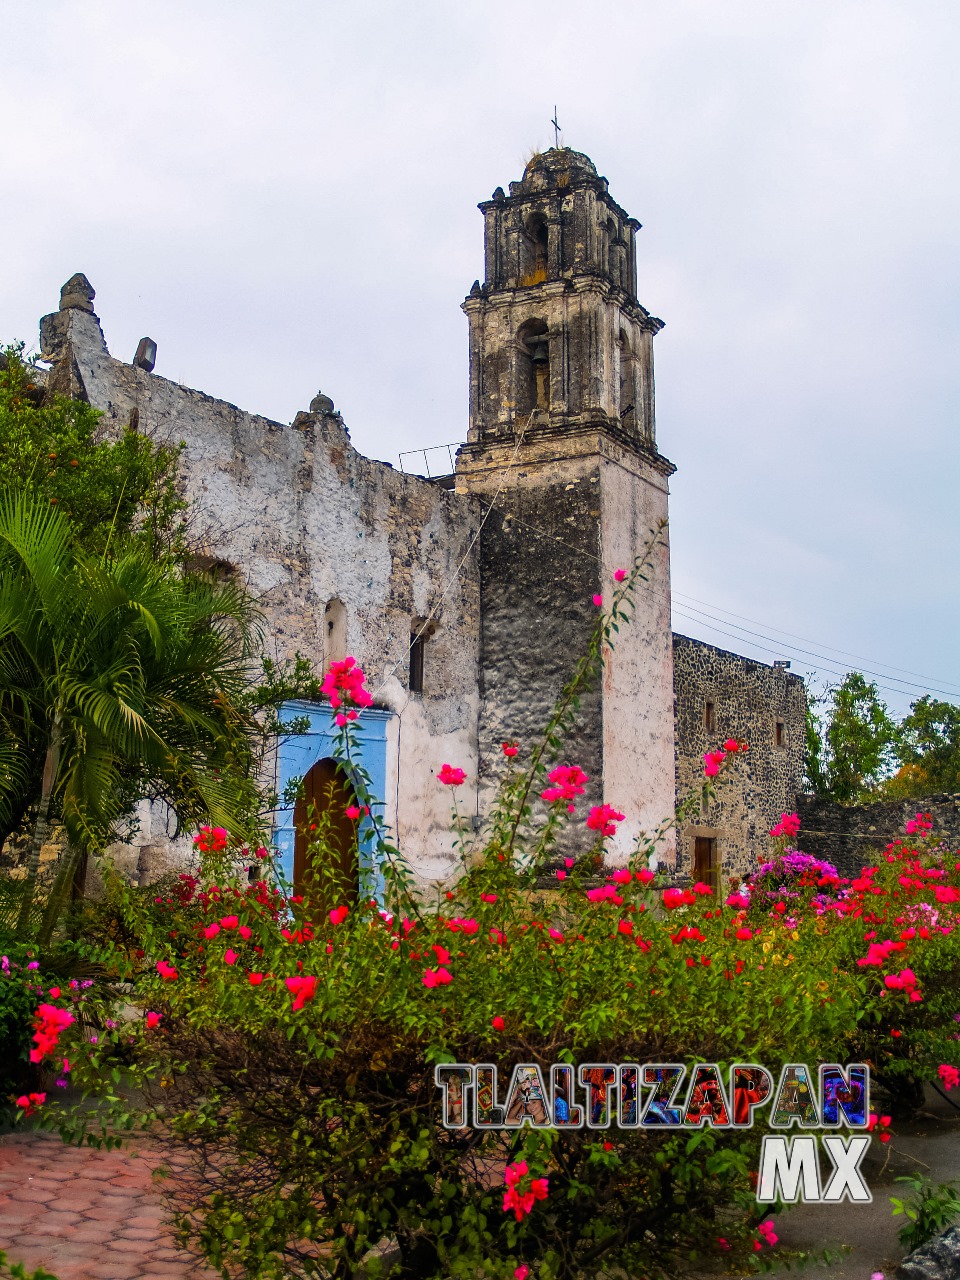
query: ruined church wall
673 634 807 878
46 307 482 889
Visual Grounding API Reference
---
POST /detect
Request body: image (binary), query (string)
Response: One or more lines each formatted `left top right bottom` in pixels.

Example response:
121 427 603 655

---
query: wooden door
694 836 718 891
293 758 359 914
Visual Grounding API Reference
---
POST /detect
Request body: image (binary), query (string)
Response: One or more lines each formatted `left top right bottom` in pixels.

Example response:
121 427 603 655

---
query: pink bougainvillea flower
145 1012 162 1030
905 812 933 836
502 1159 549 1221
515 1267 530 1280
193 825 229 854
423 967 453 988
592 594 603 607
735 927 754 941
491 1015 505 1030
726 892 750 908
938 1063 960 1090
548 928 564 942
757 1219 778 1246
692 881 714 896
935 885 960 904
156 960 178 981
565 857 575 868
285 975 317 1010
437 763 466 786
220 915 239 929
446 917 478 934
29 1004 74 1063
321 656 374 712
611 868 632 884
703 749 726 777
586 804 626 837
586 885 623 904
613 568 627 582
489 927 507 945
636 868 655 885
224 949 239 966
248 973 264 985
431 944 451 964
556 869 567 881
769 813 801 839
345 805 362 820
238 925 252 940
617 920 633 936
501 741 519 758
480 892 498 904
541 764 589 805
203 923 221 940
329 905 350 925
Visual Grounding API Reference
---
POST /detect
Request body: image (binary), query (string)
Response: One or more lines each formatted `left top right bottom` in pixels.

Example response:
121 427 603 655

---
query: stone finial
310 391 335 415
59 273 95 313
469 280 482 297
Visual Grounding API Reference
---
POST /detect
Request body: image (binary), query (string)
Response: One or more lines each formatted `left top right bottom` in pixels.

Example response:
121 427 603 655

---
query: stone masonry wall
795 792 960 878
673 634 807 878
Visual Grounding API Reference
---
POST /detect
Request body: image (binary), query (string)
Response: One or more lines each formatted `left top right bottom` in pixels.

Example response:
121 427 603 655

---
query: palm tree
0 490 263 940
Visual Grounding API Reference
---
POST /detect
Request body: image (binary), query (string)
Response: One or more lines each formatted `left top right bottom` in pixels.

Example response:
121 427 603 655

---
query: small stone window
704 700 716 734
775 719 786 748
324 598 347 670
409 632 426 695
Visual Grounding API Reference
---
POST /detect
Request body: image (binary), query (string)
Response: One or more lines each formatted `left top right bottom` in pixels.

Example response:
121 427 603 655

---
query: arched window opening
519 214 549 286
293 757 359 912
324 598 347 670
516 320 550 418
618 329 636 431
606 218 623 287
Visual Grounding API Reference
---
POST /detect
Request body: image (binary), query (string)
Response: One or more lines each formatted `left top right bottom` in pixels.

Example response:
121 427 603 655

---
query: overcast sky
4 0 958 717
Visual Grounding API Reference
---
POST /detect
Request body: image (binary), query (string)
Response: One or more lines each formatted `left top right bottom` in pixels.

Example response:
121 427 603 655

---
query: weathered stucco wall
673 634 807 878
40 297 482 889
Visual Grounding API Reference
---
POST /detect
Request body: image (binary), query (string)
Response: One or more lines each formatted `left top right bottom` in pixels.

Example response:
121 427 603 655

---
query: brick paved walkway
0 1131 215 1280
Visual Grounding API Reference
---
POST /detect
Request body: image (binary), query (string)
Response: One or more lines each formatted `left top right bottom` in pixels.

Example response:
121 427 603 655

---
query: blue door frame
273 702 392 896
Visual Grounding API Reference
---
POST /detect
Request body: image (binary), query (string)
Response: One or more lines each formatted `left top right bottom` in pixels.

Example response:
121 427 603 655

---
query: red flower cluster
437 763 466 786
662 887 697 909
285 975 317 1010
867 1112 892 1143
156 960 178 981
502 1160 549 1221
586 804 626 837
329 905 349 926
541 765 588 805
501 741 519 758
15 1092 46 1116
29 1003 74 1064
194 826 228 854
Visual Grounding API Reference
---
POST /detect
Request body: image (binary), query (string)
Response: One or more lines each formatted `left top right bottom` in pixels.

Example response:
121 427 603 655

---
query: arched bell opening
516 319 550 419
293 757 360 914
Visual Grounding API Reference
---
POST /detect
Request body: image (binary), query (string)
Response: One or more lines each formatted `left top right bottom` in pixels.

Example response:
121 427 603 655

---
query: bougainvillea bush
16 557 960 1280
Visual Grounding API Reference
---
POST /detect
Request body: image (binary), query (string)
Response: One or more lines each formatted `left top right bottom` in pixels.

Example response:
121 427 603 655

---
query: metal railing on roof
397 442 462 478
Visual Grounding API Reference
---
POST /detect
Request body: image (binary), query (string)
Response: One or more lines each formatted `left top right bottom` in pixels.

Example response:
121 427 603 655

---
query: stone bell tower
456 147 676 861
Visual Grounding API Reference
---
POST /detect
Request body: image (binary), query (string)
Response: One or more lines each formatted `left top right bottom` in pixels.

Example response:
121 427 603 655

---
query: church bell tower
456 147 677 861
461 147 662 448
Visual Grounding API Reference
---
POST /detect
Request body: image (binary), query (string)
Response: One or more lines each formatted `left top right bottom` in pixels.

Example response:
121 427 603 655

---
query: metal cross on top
551 106 562 149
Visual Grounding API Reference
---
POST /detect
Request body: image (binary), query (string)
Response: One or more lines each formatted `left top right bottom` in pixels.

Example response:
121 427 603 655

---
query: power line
672 589 960 695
